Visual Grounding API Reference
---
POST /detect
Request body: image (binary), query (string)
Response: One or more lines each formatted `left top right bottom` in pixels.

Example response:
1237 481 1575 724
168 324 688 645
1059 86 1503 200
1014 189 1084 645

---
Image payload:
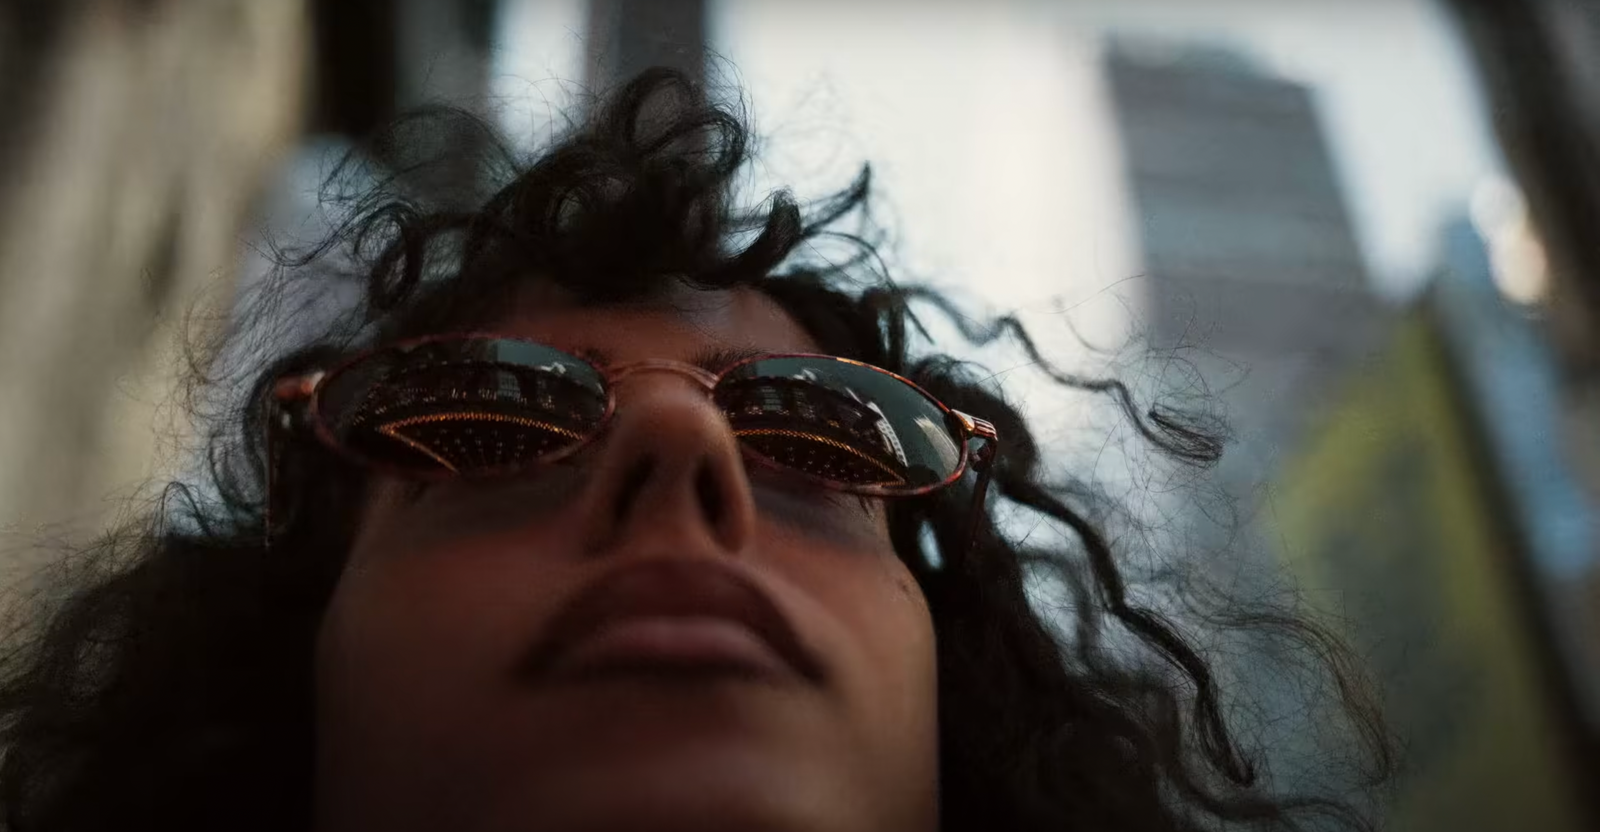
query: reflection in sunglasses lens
715 358 963 491
320 340 608 474
320 345 964 492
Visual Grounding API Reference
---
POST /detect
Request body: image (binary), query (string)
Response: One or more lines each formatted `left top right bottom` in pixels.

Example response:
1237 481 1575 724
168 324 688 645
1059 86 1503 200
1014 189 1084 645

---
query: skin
310 282 940 832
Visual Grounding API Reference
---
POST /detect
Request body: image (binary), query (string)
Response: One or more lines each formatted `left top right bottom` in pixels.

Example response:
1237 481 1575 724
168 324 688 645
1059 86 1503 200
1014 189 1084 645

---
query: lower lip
549 616 795 681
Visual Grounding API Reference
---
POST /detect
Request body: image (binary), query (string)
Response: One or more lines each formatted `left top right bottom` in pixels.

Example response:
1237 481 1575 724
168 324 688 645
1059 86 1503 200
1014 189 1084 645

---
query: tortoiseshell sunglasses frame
265 333 999 557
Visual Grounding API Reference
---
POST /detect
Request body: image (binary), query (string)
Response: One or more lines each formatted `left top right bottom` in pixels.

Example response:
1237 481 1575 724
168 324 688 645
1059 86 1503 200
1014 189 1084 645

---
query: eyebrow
569 344 772 373
690 345 770 373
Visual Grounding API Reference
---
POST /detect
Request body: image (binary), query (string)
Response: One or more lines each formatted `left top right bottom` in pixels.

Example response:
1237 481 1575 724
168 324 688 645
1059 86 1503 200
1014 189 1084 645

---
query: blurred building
1104 39 1386 477
1105 38 1600 825
0 1 306 569
585 0 706 90
1273 220 1599 830
1449 9 1600 765
1447 0 1600 373
1102 38 1398 807
1427 214 1600 796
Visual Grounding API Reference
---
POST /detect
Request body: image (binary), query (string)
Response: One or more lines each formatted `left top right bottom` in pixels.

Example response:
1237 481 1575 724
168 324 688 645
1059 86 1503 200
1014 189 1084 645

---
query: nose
576 369 758 556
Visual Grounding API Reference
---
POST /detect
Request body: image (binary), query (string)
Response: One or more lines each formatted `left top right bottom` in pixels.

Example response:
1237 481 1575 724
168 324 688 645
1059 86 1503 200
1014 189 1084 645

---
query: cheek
768 512 937 714
849 556 935 693
314 492 586 755
829 551 939 785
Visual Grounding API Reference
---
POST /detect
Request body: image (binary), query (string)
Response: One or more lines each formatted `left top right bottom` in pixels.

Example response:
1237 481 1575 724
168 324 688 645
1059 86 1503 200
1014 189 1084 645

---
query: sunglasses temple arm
264 374 321 554
264 416 278 555
961 438 998 560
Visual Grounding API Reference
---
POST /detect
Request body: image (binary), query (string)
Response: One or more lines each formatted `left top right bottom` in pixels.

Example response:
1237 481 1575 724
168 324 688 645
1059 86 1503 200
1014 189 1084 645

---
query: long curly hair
0 68 1392 832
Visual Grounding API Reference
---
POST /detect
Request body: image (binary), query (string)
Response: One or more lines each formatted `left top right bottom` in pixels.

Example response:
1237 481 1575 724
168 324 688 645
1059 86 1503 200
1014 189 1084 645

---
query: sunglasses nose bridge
605 360 721 392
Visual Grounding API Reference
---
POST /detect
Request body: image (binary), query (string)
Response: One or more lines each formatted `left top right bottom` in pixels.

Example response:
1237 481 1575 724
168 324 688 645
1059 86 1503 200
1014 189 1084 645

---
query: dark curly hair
0 68 1392 832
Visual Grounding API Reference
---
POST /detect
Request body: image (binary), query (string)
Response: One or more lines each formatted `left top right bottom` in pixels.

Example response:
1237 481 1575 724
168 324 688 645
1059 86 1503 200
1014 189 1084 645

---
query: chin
482 744 853 832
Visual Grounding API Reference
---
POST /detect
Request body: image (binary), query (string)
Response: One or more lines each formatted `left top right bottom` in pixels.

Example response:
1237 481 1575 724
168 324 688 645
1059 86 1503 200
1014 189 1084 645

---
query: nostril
614 458 654 524
695 463 725 529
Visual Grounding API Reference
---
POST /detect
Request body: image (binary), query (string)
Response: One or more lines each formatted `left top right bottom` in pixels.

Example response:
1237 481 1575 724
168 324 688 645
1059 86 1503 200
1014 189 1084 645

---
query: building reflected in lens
341 360 604 472
718 375 925 486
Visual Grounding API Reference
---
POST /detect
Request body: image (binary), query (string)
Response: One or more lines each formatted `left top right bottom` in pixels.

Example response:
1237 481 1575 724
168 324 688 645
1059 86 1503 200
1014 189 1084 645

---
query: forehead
488 282 821 364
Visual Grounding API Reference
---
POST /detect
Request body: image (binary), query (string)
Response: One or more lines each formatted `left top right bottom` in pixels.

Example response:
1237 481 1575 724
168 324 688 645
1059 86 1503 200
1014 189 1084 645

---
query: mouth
518 559 824 686
547 616 795 682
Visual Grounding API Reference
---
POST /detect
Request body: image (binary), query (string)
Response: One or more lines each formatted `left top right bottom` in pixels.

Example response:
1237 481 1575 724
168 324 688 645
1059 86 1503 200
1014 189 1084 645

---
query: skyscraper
1104 38 1385 481
1103 39 1395 806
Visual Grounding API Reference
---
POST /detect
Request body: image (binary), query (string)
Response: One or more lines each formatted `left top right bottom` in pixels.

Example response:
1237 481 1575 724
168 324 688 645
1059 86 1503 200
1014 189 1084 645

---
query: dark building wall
1106 43 1377 354
1104 41 1386 456
586 0 707 90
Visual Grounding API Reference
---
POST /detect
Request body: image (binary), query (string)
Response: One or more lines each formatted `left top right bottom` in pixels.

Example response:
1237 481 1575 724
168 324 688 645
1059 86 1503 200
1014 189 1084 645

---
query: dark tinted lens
316 339 608 475
714 357 965 491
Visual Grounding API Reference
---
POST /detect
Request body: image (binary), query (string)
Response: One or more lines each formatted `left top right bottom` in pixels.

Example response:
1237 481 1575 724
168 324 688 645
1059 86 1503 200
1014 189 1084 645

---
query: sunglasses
268 334 998 554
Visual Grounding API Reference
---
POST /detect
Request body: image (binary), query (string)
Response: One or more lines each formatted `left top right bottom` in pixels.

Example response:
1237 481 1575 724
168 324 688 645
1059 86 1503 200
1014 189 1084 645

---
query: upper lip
519 558 824 684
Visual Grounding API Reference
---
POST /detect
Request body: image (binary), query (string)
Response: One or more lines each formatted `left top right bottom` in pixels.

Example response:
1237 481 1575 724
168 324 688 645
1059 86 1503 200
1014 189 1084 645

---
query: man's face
310 284 940 832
